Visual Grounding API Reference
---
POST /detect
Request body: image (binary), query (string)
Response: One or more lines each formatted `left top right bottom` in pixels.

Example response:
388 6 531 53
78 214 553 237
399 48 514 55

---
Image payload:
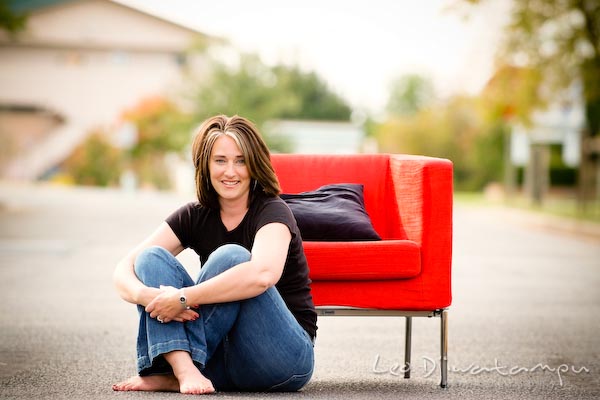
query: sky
116 0 511 114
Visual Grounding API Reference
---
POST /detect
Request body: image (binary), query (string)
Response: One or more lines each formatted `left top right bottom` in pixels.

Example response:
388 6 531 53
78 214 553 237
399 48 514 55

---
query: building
508 83 584 202
0 0 210 180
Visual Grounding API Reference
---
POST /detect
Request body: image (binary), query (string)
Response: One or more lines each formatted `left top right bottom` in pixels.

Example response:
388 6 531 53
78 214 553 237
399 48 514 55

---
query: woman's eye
236 159 246 165
214 159 226 164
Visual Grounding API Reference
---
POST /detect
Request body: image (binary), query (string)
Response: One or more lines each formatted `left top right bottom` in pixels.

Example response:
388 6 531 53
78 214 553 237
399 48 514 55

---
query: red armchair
271 154 453 388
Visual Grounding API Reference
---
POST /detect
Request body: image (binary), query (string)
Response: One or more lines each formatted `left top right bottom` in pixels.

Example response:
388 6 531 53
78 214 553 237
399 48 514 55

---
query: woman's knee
212 244 251 263
134 246 174 280
200 244 251 281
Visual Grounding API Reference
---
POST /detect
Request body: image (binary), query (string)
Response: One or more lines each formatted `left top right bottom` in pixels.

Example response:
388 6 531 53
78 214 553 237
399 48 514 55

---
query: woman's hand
146 286 200 324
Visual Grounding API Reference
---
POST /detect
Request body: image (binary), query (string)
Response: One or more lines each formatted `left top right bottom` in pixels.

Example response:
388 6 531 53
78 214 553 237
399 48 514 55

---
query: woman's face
209 134 251 206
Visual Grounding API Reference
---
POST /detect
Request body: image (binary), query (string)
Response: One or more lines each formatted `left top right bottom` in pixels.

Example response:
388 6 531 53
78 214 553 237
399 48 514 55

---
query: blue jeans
133 244 314 392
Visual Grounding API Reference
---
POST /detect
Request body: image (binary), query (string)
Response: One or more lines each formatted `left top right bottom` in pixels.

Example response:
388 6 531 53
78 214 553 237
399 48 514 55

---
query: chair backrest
270 154 405 239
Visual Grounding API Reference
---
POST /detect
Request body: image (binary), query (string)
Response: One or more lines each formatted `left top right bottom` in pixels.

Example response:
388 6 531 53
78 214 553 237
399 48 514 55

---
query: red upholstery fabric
271 154 453 311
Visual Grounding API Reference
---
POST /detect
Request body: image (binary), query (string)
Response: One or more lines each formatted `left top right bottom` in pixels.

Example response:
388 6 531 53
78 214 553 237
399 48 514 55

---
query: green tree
273 65 352 121
386 74 435 117
186 52 352 127
184 51 353 152
479 65 543 124
188 53 295 127
375 94 504 191
0 0 26 34
377 74 498 190
500 0 600 133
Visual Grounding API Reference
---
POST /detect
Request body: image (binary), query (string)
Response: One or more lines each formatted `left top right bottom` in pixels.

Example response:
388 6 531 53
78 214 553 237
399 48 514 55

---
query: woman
112 115 317 394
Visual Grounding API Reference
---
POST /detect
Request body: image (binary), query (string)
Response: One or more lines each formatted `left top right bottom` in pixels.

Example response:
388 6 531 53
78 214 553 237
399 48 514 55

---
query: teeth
223 181 238 186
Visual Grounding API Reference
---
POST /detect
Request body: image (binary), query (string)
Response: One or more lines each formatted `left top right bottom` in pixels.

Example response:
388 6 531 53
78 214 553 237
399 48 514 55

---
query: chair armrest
389 155 453 302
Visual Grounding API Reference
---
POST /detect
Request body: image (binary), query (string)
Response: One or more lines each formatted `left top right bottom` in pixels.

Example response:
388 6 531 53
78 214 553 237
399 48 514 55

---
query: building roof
8 0 210 37
9 0 77 14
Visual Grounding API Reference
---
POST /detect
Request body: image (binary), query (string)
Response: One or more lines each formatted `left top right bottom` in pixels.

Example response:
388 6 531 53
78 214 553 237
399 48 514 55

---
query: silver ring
157 316 164 323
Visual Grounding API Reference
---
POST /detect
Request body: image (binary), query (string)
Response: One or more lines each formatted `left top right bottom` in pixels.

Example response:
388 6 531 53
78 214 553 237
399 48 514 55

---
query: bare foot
164 350 215 395
176 366 215 395
112 374 179 392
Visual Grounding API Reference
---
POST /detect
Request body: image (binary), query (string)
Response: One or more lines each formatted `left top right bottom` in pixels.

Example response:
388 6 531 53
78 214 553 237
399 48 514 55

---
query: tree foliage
376 84 505 191
479 64 543 125
62 97 193 189
273 65 353 121
120 97 192 158
0 0 26 34
119 97 193 190
498 0 600 134
187 54 293 127
386 74 435 117
62 130 122 187
186 53 352 128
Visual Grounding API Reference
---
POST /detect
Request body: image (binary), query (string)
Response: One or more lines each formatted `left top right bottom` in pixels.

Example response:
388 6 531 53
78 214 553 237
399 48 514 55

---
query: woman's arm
113 221 185 306
146 222 291 320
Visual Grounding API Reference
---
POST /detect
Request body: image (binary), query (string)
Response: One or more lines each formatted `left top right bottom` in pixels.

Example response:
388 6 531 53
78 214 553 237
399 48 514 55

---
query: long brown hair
191 115 281 209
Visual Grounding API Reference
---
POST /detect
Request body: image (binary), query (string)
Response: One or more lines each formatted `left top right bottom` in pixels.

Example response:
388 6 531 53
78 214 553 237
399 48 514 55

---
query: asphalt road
0 183 599 399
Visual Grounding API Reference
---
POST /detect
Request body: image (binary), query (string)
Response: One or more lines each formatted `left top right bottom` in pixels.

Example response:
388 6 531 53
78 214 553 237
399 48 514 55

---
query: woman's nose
224 161 236 176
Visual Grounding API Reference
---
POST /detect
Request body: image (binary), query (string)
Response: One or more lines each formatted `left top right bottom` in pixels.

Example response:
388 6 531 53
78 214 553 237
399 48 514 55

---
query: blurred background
1 0 599 221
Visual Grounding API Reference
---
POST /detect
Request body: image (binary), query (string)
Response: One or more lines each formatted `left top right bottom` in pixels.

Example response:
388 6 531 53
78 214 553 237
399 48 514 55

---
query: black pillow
281 183 381 241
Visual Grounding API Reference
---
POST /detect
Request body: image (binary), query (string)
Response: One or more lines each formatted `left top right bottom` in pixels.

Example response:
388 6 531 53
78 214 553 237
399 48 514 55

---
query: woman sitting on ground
112 114 317 394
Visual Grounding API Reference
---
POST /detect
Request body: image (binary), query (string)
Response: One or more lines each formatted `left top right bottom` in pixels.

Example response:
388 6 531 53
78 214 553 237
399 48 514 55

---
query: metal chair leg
404 316 412 379
440 309 448 388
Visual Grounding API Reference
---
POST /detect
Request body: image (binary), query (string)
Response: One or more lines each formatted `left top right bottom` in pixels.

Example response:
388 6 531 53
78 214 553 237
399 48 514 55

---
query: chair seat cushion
304 240 421 281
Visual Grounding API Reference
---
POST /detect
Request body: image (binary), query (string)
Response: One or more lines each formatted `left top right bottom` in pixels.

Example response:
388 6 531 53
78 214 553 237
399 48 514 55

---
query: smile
221 180 240 187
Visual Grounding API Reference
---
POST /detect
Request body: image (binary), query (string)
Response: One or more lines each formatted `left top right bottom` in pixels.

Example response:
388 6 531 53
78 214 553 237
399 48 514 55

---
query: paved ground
0 182 599 399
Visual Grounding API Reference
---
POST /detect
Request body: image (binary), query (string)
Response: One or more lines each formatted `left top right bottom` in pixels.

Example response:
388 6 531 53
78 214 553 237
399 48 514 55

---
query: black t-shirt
165 194 317 339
